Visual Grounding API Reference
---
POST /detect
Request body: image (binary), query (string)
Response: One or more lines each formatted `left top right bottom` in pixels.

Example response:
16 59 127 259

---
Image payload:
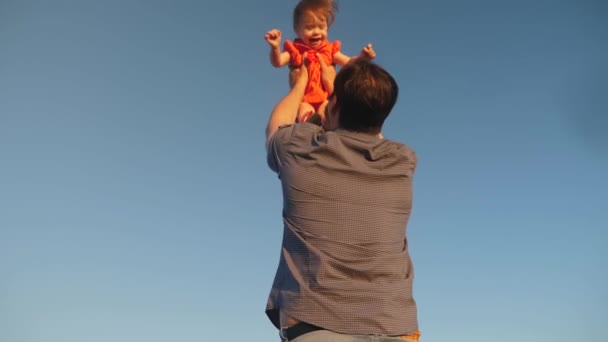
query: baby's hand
265 29 282 49
360 43 376 60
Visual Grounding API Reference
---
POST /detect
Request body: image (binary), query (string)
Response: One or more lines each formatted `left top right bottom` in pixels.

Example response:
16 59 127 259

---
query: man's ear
327 94 339 116
324 96 340 130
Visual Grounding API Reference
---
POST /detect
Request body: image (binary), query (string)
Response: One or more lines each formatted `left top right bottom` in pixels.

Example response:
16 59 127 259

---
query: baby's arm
333 43 377 67
265 29 291 67
333 51 351 67
270 50 290 68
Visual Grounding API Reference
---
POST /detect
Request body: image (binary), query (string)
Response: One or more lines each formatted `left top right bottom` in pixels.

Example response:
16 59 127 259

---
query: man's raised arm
265 61 309 150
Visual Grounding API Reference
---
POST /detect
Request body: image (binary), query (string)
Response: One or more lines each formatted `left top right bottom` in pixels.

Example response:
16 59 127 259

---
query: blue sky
1 0 606 341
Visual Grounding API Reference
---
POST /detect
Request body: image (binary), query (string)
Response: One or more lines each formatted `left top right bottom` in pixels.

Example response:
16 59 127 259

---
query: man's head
325 60 398 134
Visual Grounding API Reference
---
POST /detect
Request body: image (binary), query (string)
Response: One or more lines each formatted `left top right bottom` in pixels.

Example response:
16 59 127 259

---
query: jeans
281 330 419 342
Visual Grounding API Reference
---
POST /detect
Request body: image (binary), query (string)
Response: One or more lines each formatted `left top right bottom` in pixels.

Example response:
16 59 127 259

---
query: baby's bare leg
297 102 316 123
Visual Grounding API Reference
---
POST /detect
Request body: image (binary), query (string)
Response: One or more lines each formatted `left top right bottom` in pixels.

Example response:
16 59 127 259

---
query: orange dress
284 38 341 105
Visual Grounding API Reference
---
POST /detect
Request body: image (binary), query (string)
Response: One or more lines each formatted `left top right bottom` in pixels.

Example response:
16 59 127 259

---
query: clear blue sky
1 1 606 341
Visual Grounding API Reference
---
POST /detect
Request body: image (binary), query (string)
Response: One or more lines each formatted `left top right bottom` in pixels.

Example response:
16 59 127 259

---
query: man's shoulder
388 139 417 164
266 123 324 174
271 123 324 146
389 139 416 158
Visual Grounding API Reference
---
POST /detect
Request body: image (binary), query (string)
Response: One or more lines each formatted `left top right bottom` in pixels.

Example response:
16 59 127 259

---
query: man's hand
360 43 376 60
318 53 336 95
265 29 282 49
289 53 310 88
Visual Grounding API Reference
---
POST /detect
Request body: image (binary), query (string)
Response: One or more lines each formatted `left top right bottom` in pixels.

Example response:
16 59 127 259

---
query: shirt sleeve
267 123 323 175
283 40 302 68
399 145 418 177
331 40 342 56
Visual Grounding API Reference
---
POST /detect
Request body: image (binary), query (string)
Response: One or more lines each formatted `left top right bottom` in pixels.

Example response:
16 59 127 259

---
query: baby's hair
293 0 338 31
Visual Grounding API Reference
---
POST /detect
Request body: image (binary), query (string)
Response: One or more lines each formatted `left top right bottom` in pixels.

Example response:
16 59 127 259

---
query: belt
281 322 324 341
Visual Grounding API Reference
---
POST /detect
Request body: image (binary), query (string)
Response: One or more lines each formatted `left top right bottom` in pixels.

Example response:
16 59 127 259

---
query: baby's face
296 11 328 48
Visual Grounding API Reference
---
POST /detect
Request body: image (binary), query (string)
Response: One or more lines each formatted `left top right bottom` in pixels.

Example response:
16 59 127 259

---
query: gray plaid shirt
266 123 418 336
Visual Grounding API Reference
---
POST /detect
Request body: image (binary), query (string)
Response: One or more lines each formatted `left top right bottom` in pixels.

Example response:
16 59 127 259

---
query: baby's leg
297 102 316 123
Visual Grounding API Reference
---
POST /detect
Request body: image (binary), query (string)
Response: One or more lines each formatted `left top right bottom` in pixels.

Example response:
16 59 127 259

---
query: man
265 59 420 341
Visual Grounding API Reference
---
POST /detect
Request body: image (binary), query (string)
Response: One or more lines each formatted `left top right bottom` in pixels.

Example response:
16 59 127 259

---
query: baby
265 0 376 124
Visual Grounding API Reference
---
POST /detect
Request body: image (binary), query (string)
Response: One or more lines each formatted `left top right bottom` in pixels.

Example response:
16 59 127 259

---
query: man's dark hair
333 60 399 133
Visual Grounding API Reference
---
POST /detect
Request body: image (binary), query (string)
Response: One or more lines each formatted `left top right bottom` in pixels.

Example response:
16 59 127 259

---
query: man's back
266 123 418 336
